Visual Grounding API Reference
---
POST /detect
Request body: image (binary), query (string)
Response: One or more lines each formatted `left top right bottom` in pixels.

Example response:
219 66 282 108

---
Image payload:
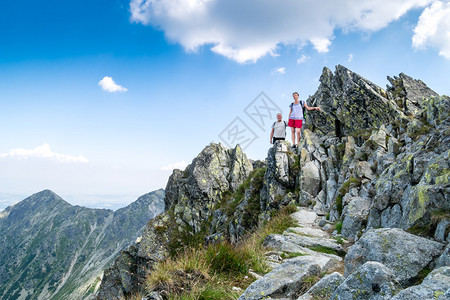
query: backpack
290 101 305 119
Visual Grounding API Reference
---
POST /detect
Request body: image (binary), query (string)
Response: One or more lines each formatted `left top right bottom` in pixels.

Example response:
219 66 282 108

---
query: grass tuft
204 242 249 275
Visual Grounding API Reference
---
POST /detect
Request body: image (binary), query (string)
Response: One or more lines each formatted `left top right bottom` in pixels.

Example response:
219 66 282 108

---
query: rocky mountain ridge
0 189 165 300
97 65 449 299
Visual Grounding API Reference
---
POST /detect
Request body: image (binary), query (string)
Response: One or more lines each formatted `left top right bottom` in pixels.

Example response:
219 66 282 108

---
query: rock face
0 189 164 300
345 228 445 285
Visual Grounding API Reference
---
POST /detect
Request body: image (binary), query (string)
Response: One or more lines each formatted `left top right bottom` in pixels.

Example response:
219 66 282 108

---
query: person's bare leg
296 128 301 145
291 127 296 146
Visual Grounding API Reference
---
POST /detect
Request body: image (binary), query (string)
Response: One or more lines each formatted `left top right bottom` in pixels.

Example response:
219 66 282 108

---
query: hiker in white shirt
270 113 287 144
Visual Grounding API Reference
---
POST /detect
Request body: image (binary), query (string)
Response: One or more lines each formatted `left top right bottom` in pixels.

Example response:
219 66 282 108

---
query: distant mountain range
0 189 164 299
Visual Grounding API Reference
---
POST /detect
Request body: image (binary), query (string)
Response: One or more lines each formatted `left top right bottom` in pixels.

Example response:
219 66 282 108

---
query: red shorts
288 119 303 128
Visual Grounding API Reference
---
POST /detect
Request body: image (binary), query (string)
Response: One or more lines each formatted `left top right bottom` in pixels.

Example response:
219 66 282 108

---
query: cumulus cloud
129 0 432 63
272 67 286 74
98 76 128 93
413 1 450 59
161 160 188 171
0 144 88 163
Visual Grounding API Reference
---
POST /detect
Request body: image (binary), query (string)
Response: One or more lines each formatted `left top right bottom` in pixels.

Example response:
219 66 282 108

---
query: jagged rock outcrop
0 189 164 300
98 143 256 299
164 143 253 232
306 65 408 137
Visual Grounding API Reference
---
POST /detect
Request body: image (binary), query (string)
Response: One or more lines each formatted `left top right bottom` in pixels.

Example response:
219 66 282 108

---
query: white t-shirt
289 100 307 120
272 121 287 138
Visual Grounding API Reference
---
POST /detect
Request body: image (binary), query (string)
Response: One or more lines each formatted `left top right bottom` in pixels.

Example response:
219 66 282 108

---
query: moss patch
306 245 346 257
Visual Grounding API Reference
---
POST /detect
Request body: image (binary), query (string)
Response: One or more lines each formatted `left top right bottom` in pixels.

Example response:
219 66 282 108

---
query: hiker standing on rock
288 92 321 148
270 113 287 144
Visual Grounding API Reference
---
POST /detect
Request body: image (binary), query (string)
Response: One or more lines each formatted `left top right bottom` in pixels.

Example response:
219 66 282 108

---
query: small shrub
280 252 306 259
431 209 450 225
414 267 432 285
297 275 321 296
335 195 343 216
407 223 433 237
335 221 343 234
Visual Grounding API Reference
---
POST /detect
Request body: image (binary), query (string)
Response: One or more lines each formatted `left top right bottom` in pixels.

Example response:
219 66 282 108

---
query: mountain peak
12 189 72 213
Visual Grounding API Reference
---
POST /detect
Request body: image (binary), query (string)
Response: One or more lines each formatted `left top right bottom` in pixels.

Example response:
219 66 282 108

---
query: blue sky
1 0 449 210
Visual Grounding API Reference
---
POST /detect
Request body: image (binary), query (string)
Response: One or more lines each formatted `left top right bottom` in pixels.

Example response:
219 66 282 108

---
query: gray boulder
238 257 321 300
297 272 344 300
391 266 450 300
264 233 345 256
341 196 371 240
345 228 445 285
301 161 321 197
331 261 402 300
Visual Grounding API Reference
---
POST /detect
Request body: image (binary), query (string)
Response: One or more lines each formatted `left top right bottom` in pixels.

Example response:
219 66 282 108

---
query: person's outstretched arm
270 128 274 143
304 102 321 111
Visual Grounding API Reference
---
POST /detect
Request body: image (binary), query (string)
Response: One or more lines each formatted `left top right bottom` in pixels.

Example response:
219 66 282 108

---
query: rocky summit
0 189 164 300
95 65 447 299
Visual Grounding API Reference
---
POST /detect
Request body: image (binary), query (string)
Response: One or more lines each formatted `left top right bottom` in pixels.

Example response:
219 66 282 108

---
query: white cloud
129 0 432 63
98 76 128 93
161 160 188 171
310 38 332 53
272 67 286 74
0 144 88 163
412 1 450 59
297 55 310 64
348 53 354 62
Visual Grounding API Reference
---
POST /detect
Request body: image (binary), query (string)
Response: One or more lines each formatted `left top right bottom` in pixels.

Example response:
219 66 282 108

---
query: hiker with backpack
288 92 321 148
270 113 287 144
